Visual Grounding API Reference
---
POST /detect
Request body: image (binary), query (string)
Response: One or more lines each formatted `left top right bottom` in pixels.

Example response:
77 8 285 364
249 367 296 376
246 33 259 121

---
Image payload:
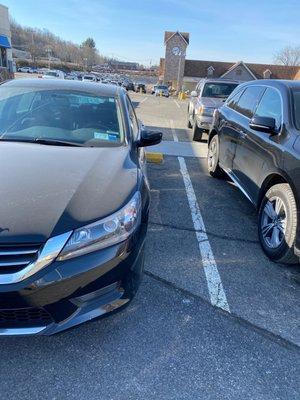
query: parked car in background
82 74 97 82
155 85 169 97
123 81 135 91
207 79 300 264
151 85 158 94
17 66 33 73
188 79 239 141
0 79 162 335
42 70 65 79
134 83 146 93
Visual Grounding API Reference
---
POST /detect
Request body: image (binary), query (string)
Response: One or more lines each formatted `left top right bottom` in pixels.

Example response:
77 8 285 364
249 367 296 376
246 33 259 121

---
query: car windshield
202 82 238 98
0 87 124 147
292 89 300 130
157 86 167 90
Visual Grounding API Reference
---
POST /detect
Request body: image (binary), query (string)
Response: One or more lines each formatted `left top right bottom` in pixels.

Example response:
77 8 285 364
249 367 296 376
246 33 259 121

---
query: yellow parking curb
146 152 164 163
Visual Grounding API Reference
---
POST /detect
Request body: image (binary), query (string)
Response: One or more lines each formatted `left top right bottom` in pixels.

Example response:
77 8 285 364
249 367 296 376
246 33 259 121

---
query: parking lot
0 91 299 400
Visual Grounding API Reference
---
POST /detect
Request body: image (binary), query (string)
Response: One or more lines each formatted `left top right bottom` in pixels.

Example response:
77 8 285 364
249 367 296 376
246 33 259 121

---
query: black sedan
0 79 162 335
208 79 300 264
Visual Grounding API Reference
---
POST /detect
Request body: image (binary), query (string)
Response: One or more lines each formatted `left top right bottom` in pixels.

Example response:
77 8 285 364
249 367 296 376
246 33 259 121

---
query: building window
263 69 272 79
207 66 214 77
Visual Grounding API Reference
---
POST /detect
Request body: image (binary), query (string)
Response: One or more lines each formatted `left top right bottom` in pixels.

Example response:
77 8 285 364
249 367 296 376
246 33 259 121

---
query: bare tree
274 45 300 66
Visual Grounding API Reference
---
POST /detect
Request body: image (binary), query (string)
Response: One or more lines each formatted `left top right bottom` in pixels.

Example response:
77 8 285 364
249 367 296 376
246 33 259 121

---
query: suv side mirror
249 116 276 134
190 91 197 97
137 130 162 147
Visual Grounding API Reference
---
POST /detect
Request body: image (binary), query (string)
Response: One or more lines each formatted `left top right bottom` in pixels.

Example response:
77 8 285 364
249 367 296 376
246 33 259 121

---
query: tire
207 135 224 178
192 119 203 141
258 183 298 264
187 110 192 128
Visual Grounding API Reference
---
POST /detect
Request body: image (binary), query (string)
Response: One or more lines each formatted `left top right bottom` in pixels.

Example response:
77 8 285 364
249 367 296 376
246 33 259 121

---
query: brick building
159 31 300 91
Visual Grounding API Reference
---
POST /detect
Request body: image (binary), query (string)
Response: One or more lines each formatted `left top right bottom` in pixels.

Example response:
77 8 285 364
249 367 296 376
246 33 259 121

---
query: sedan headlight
57 192 141 261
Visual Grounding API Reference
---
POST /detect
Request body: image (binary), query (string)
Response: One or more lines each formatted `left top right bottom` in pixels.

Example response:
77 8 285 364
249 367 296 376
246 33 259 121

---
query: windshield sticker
94 132 109 140
108 134 119 141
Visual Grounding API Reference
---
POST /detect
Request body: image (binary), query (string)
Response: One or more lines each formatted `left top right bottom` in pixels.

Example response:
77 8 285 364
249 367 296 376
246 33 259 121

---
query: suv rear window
292 90 300 130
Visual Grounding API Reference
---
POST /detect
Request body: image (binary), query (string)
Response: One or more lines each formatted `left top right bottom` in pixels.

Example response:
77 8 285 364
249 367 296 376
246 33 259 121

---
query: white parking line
140 97 148 104
174 99 181 109
178 156 230 312
170 119 178 142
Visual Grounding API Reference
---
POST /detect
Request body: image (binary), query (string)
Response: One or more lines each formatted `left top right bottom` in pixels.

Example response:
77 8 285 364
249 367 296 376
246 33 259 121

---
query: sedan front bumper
0 224 147 336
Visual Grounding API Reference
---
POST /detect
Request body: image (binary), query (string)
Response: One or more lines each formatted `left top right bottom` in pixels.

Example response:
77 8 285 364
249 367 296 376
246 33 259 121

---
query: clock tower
163 31 189 90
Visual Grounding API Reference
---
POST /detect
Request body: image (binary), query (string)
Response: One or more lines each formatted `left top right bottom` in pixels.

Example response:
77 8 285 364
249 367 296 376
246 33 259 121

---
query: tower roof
164 31 189 45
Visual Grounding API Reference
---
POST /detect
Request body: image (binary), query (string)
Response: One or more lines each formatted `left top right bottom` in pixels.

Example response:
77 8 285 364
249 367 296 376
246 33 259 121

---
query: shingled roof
184 59 300 80
164 31 189 45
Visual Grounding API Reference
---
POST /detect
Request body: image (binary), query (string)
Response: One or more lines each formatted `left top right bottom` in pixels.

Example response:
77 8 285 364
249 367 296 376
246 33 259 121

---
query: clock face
172 46 181 56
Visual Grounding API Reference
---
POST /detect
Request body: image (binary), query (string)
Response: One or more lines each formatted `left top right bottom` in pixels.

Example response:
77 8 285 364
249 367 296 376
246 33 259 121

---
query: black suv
208 80 300 264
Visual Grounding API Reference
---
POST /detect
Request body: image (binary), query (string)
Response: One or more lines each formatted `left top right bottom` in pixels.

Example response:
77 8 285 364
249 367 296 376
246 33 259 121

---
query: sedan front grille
0 244 41 274
0 307 53 328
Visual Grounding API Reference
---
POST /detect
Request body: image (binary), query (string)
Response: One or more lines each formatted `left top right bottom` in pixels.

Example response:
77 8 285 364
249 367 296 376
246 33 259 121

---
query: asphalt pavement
0 92 299 400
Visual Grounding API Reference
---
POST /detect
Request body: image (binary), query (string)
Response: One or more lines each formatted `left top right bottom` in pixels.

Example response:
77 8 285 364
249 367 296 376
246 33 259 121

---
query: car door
234 87 283 203
218 88 244 170
222 86 265 197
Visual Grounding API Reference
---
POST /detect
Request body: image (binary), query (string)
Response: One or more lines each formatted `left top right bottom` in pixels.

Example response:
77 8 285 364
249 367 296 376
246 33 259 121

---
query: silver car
187 79 239 141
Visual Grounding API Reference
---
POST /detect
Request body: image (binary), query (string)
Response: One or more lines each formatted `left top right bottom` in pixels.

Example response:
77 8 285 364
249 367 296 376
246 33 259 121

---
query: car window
202 82 238 98
292 90 300 130
235 86 265 118
254 88 282 130
126 96 139 139
226 89 243 110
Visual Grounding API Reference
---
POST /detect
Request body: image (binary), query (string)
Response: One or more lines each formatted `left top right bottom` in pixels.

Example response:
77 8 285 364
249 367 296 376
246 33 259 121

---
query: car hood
0 142 137 244
200 97 226 108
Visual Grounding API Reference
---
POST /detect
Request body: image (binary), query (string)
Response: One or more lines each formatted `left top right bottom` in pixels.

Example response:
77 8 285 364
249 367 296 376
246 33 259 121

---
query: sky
2 0 300 66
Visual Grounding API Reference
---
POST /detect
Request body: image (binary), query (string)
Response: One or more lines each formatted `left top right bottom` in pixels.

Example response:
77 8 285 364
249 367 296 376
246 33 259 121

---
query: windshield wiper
34 138 84 147
0 137 84 147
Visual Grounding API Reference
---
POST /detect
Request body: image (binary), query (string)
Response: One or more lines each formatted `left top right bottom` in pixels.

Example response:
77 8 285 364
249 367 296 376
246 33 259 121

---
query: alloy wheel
208 138 217 170
261 196 287 249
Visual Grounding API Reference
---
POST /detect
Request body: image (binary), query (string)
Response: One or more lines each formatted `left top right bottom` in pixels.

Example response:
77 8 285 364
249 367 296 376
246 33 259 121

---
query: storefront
0 4 13 81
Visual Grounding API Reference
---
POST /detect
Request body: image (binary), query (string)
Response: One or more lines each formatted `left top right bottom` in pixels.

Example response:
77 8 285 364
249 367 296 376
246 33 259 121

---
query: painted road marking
140 97 148 104
170 119 178 142
178 156 230 312
174 99 181 109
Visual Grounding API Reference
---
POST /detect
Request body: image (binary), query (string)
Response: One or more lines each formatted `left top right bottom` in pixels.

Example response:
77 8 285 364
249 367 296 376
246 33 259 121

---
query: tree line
10 19 108 67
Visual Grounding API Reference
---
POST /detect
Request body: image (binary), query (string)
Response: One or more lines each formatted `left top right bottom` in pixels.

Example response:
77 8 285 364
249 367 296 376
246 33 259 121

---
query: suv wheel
258 183 298 264
207 135 224 178
192 119 203 141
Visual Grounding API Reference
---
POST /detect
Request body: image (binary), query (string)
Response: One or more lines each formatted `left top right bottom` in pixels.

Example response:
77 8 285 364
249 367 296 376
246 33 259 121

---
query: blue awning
0 35 11 49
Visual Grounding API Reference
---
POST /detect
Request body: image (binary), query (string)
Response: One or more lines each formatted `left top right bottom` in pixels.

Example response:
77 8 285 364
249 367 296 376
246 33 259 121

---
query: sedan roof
2 78 122 97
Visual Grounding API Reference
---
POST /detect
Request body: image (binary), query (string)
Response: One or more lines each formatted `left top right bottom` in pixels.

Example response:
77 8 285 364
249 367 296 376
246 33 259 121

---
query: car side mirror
249 116 276 134
137 130 163 147
190 91 197 97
